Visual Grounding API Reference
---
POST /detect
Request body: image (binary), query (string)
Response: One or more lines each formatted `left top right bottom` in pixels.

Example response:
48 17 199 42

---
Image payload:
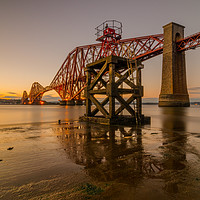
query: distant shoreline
0 98 59 105
1 98 200 106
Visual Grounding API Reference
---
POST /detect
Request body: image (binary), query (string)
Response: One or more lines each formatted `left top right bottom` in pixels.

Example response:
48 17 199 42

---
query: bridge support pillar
159 22 190 107
59 100 75 105
75 99 83 105
21 91 29 105
66 100 75 106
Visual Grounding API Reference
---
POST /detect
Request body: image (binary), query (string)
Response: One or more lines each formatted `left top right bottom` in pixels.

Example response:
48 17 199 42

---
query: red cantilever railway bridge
22 31 200 104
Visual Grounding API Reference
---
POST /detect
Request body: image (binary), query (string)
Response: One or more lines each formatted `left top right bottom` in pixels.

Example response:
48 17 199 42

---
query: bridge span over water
22 22 200 106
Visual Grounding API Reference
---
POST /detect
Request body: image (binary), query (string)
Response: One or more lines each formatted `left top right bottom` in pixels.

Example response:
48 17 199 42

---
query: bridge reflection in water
56 124 161 182
161 107 187 194
52 108 199 199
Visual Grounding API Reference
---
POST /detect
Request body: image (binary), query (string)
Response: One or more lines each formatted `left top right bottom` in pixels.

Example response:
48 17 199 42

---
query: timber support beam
81 55 150 125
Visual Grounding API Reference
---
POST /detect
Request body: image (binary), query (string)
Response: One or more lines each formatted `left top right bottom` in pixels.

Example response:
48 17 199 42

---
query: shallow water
0 105 200 199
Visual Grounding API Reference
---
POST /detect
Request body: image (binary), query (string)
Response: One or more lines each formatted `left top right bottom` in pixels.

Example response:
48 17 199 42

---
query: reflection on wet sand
161 108 187 194
56 123 163 186
1 105 200 199
55 108 200 199
161 108 187 169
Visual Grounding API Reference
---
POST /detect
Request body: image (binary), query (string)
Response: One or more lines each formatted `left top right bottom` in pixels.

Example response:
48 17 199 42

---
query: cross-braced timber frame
81 55 150 125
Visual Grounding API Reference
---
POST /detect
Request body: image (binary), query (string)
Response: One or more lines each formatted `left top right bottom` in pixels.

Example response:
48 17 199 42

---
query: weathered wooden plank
115 70 130 87
115 71 135 88
90 69 107 88
109 63 115 117
89 95 109 117
91 97 109 116
115 95 135 115
86 67 92 116
117 88 141 94
115 94 135 116
89 89 107 94
89 61 108 90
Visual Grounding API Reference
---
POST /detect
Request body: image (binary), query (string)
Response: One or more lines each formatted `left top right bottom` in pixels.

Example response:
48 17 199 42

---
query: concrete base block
159 94 190 107
59 100 76 106
79 115 151 126
59 100 67 105
66 100 75 106
75 100 83 105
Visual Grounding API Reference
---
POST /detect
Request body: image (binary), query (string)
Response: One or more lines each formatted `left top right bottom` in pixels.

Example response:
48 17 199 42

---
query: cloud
3 96 21 99
8 92 18 95
42 94 60 102
43 95 54 98
189 92 200 94
143 98 158 103
188 87 200 91
188 87 200 95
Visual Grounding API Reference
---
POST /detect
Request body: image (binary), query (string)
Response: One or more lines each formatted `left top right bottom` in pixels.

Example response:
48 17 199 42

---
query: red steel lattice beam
50 34 164 101
177 32 200 51
28 32 200 103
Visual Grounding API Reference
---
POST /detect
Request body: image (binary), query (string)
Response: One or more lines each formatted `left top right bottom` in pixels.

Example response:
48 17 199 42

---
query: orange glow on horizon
40 101 44 105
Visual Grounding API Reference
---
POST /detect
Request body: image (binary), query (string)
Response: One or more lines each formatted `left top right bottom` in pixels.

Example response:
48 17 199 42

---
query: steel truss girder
27 32 200 103
177 32 200 51
50 34 164 100
28 82 52 104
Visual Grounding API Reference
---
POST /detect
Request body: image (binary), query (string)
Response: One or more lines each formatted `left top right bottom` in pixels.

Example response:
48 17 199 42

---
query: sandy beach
0 105 200 199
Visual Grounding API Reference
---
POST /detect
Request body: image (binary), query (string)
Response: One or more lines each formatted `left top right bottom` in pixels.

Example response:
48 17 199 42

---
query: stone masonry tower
159 22 190 107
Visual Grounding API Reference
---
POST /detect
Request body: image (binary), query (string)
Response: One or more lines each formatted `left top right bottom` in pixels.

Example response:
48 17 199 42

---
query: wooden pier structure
80 55 150 125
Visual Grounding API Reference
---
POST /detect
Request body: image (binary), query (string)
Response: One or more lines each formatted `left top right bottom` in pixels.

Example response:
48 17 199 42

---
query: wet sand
0 119 200 200
0 106 200 199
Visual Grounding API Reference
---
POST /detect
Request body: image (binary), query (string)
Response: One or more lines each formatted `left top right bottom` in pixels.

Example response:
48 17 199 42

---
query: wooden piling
80 55 150 125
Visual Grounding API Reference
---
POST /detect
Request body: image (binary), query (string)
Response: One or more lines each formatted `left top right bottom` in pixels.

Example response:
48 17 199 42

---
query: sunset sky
1 0 200 102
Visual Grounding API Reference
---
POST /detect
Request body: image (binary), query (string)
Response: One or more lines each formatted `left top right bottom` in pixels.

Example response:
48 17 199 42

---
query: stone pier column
66 100 75 106
159 22 190 107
